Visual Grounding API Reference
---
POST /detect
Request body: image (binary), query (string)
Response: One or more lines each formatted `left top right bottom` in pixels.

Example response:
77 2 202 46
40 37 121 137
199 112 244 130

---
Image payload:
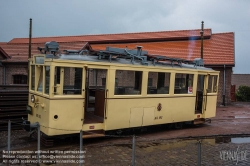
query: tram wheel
174 122 183 129
116 129 123 135
167 123 174 130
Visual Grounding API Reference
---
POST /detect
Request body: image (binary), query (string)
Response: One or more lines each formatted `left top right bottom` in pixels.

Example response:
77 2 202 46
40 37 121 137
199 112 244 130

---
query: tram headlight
31 95 36 103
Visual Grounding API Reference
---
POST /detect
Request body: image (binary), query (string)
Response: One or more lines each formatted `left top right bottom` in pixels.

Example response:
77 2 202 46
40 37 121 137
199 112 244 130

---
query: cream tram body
27 53 219 137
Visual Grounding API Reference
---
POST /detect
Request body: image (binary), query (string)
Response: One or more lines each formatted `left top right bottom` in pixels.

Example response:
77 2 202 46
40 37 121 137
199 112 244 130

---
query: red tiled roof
0 42 88 62
0 29 234 65
91 32 234 65
8 29 212 44
0 42 11 59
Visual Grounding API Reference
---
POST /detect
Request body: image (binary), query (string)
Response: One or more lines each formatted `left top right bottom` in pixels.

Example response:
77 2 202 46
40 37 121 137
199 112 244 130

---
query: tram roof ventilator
37 41 205 68
38 41 59 55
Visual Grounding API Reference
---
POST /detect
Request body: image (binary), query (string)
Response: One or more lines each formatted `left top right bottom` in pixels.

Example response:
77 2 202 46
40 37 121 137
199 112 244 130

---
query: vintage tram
24 41 219 138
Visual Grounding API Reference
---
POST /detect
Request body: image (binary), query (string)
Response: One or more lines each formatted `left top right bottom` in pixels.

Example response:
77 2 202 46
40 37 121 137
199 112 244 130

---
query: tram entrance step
82 130 105 139
193 118 205 124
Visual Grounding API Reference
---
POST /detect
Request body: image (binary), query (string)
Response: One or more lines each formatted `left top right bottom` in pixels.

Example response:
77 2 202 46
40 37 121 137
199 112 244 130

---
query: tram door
195 75 206 114
84 68 107 123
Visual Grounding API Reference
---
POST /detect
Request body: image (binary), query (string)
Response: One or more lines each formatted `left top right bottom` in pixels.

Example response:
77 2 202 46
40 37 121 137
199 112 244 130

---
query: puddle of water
225 115 250 119
116 136 250 152
139 140 195 152
231 137 250 144
140 137 250 151
234 116 250 119
215 137 231 144
139 139 216 152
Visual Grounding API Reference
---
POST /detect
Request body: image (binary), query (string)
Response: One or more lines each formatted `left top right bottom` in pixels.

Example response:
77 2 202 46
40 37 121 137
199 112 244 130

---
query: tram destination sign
35 56 44 64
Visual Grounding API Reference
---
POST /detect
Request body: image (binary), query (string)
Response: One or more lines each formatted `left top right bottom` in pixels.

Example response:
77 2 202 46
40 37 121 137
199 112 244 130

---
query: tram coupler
22 118 39 131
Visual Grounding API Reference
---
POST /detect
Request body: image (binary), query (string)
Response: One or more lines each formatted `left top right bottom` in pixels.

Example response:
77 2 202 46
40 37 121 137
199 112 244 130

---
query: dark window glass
148 78 153 87
13 75 27 84
88 69 107 89
115 70 142 95
208 75 218 93
102 78 106 86
45 66 50 94
197 75 205 91
56 67 60 84
37 66 43 92
174 73 194 94
31 66 35 90
54 67 83 95
63 67 83 95
147 72 170 94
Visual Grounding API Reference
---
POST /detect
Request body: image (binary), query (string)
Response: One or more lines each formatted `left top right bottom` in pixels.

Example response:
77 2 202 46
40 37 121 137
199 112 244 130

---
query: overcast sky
0 0 249 73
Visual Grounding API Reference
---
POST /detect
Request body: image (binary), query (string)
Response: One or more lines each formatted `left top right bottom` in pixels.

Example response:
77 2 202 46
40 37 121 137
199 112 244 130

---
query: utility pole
200 21 204 59
29 18 32 59
28 18 32 85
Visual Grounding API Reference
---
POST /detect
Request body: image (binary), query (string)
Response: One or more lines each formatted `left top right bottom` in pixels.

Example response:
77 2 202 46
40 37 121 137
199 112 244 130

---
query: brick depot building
232 74 250 89
0 29 235 105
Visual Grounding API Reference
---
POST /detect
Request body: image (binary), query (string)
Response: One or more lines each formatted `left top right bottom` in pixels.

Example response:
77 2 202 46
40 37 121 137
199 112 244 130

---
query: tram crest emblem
157 103 162 111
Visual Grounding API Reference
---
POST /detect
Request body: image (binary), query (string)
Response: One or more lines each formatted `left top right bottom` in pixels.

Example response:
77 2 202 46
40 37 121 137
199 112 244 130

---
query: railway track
0 85 28 131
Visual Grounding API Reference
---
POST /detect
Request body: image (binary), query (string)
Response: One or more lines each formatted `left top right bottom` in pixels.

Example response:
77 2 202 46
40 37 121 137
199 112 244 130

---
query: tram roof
45 53 214 71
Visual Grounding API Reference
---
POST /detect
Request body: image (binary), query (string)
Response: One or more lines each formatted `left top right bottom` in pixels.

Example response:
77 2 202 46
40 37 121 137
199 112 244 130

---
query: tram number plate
36 114 41 118
155 116 163 120
89 126 95 129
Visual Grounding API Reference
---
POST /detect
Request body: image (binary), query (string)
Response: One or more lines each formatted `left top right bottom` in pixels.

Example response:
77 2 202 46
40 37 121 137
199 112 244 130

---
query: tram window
37 66 43 92
148 78 153 87
62 67 83 95
213 76 218 92
31 65 35 90
54 67 60 94
86 69 107 106
88 69 107 88
147 72 170 94
54 66 61 95
56 67 60 84
207 75 218 93
115 78 118 86
174 73 194 94
208 76 213 93
102 77 117 86
197 75 205 91
115 70 142 95
45 66 50 95
102 78 106 86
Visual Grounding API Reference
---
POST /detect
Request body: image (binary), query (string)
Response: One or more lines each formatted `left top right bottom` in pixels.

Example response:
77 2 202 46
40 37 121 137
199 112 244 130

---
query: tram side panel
104 97 196 131
204 74 219 119
167 97 196 123
28 95 83 136
48 99 83 136
204 95 217 118
27 94 50 135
